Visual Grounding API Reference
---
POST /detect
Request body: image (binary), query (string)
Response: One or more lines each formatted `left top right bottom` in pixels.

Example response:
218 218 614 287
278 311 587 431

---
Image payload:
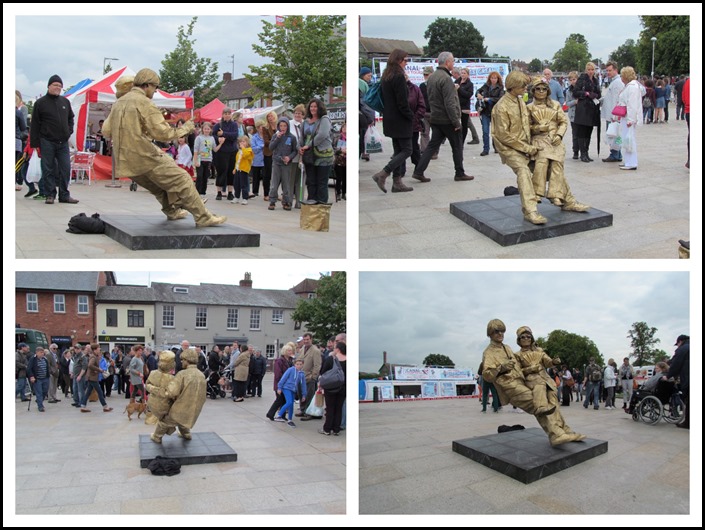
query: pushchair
628 379 685 425
206 367 227 400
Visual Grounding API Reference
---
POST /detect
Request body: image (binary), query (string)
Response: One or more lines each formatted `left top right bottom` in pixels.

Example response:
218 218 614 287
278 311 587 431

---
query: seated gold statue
527 77 590 212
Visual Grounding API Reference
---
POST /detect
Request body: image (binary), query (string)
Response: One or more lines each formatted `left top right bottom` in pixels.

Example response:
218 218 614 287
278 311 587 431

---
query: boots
585 137 594 161
372 170 390 193
579 138 591 163
391 176 413 193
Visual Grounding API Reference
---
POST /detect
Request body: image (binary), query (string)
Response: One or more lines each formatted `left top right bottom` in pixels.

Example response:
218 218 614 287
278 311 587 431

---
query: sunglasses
534 86 548 92
519 334 532 339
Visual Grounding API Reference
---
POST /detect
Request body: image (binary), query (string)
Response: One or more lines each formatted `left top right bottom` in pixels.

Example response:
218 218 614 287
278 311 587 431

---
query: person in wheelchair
627 362 684 423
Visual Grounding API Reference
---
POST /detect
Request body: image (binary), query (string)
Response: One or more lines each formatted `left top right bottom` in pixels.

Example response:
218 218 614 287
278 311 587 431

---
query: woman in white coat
615 66 643 171
603 358 618 409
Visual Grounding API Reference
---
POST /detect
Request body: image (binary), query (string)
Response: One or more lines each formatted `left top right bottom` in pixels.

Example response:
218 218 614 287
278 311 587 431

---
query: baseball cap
674 334 689 345
296 336 304 342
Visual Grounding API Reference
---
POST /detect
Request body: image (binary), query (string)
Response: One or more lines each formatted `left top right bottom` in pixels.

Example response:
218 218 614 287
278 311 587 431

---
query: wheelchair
629 379 686 425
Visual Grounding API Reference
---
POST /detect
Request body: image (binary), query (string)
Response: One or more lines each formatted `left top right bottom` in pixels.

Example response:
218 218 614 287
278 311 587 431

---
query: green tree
637 16 690 75
159 17 223 108
609 39 638 70
535 329 602 371
422 354 455 367
528 58 544 72
291 272 346 346
246 16 346 106
551 33 591 72
423 17 487 58
627 321 662 365
103 63 113 75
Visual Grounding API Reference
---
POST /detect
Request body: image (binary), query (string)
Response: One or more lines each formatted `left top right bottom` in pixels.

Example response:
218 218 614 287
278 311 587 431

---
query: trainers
273 416 286 422
195 214 227 228
227 192 234 201
33 194 47 200
318 429 331 435
231 198 240 204
216 192 223 200
287 421 296 428
24 189 38 198
241 199 247 205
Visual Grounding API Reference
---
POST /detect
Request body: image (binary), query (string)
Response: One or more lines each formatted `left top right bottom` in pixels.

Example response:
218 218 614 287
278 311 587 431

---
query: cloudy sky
359 272 689 373
362 15 646 65
115 271 327 291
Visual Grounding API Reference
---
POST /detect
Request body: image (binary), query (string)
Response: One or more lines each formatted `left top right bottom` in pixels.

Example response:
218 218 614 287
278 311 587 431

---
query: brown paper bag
315 391 324 408
300 203 331 232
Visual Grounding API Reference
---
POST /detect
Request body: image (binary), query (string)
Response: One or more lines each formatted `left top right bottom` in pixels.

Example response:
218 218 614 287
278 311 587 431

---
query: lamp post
650 37 657 78
103 57 119 75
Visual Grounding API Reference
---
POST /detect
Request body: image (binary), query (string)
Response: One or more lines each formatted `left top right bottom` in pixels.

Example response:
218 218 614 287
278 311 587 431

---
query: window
54 294 66 313
333 85 343 97
106 308 118 327
173 286 189 294
227 308 239 330
162 305 174 328
128 310 144 327
272 309 284 324
266 345 275 359
26 293 38 313
308 293 316 299
77 295 89 315
250 309 261 330
196 306 208 329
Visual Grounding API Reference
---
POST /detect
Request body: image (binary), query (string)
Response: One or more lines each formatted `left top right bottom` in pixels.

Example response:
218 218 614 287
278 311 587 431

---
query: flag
275 16 285 26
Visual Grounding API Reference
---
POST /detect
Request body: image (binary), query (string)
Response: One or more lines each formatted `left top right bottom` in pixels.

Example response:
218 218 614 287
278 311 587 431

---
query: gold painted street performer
491 71 546 225
150 348 206 443
144 350 176 425
527 76 590 212
481 319 585 447
102 69 226 227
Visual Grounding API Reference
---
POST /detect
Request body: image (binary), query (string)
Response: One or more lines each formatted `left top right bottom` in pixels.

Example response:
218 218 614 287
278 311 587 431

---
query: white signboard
394 366 474 380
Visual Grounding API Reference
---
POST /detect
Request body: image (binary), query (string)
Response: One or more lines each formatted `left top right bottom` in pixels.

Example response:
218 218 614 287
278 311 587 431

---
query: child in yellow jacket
232 136 254 204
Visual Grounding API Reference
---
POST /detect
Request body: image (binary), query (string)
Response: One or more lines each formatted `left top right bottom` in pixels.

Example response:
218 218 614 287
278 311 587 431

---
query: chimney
383 351 387 365
239 272 253 288
223 72 232 83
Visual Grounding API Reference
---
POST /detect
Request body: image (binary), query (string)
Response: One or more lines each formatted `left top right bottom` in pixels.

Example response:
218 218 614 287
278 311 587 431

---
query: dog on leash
124 398 148 421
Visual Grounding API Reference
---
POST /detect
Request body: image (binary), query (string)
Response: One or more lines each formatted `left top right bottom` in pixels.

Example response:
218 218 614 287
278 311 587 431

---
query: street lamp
103 57 119 75
650 37 657 78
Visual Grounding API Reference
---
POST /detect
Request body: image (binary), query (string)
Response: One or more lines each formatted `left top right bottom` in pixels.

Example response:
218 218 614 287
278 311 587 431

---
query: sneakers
241 199 248 205
216 192 223 200
287 421 296 428
227 192 234 201
24 189 38 198
45 197 55 204
231 198 240 204
318 429 331 435
619 166 637 171
195 214 227 228
273 416 286 422
33 194 47 200
480 151 489 156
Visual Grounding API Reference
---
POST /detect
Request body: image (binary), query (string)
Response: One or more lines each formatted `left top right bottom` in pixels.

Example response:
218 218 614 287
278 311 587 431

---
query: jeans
32 378 50 410
16 376 28 399
383 136 412 177
415 123 465 176
81 380 107 407
39 138 71 200
304 164 330 204
583 381 600 409
605 121 622 160
480 114 491 153
621 379 633 406
73 377 87 406
482 381 499 411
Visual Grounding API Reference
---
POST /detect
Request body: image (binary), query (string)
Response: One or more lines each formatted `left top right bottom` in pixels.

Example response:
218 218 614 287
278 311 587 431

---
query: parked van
16 328 50 353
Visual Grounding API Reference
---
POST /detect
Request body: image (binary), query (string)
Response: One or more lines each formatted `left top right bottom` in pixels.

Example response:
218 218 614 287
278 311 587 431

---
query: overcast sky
115 271 327 291
359 272 689 373
361 15 646 65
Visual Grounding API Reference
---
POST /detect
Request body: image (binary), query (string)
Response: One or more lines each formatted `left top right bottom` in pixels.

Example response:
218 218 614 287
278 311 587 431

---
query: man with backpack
582 358 603 410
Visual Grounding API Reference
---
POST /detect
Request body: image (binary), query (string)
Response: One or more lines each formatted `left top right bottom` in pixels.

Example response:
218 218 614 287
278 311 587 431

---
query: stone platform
102 215 260 250
450 196 613 246
138 432 238 468
452 428 607 484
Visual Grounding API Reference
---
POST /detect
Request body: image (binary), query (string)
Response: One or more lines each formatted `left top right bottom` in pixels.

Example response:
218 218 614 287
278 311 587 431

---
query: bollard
373 386 379 403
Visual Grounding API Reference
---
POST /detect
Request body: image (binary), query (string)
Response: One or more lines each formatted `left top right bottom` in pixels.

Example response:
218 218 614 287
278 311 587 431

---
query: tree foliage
637 16 690 75
159 17 223 108
423 17 487 58
291 272 346 346
627 321 662 365
551 33 591 72
422 354 455 368
609 39 638 70
535 329 602 371
528 58 543 72
246 16 346 107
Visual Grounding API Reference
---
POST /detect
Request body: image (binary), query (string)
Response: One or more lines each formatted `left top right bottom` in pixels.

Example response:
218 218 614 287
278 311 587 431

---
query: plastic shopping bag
622 125 634 153
364 125 384 154
26 151 42 183
305 390 325 417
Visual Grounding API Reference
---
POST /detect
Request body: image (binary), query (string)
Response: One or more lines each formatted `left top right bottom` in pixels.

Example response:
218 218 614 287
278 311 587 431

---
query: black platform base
139 432 238 468
450 196 612 246
102 215 260 250
452 428 607 484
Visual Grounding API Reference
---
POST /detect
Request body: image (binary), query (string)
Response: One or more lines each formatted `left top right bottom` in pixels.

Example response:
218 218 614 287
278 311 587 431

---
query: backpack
364 82 384 114
642 94 652 108
590 365 602 382
318 356 345 391
66 213 105 234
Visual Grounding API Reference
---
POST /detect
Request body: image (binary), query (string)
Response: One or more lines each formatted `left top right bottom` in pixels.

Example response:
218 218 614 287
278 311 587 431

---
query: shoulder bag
318 356 345 391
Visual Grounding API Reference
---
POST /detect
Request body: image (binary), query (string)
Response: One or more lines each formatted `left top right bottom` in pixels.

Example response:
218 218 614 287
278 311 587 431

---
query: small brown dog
124 398 148 421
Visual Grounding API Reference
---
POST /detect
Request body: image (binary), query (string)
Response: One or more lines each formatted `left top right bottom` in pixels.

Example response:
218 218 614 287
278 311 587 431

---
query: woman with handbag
615 67 643 171
300 98 334 204
561 365 573 406
573 62 601 162
318 342 346 436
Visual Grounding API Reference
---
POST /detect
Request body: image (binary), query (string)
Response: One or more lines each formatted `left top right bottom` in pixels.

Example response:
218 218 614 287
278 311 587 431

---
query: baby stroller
206 367 226 400
628 379 685 425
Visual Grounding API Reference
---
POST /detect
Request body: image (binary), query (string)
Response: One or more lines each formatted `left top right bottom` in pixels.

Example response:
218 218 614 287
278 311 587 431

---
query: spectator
275 359 307 428
600 61 625 162
573 62 601 163
300 98 334 204
319 342 347 436
667 334 689 429
261 110 278 201
268 117 297 210
250 121 266 198
16 342 31 401
27 347 51 412
682 77 690 168
359 66 373 162
193 122 219 199
475 71 505 156
211 108 238 201
247 349 267 397
232 345 251 402
333 122 347 201
267 342 295 421
542 68 565 106
128 344 146 402
619 357 634 410
79 344 113 413
603 358 617 409
615 66 644 171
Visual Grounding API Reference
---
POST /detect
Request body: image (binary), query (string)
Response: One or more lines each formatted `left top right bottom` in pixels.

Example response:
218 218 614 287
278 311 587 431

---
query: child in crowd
194 122 219 199
268 117 298 211
250 121 266 197
232 136 253 204
275 358 306 427
175 135 193 177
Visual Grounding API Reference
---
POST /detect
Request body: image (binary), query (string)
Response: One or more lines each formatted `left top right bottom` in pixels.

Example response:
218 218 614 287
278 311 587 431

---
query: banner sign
422 382 438 397
394 366 474 380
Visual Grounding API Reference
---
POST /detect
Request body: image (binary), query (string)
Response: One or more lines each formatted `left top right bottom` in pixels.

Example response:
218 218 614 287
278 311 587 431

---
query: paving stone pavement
13 373 345 516
360 116 693 258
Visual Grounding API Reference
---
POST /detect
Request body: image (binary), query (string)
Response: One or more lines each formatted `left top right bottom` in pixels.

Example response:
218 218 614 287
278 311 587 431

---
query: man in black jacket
247 349 267 397
30 74 79 205
668 334 689 429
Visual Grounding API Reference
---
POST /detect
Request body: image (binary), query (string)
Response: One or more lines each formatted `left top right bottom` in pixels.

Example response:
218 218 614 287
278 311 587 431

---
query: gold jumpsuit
152 364 206 440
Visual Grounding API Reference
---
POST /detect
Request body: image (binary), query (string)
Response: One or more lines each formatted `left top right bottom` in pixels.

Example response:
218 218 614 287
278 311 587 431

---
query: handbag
565 376 576 388
102 369 111 379
318 356 345 391
612 104 627 117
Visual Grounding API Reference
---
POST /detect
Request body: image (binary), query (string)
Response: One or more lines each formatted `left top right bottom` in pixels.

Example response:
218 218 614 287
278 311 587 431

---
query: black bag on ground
147 456 181 476
504 186 519 196
67 213 105 234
